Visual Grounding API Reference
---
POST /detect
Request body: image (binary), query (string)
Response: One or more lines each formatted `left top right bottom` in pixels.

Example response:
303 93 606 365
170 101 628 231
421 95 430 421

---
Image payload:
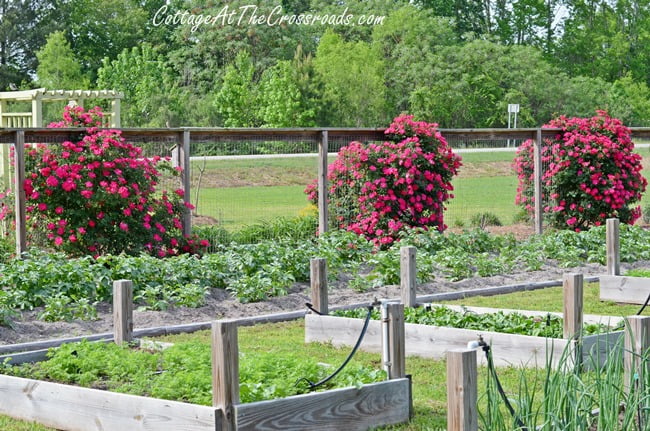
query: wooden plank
0 374 219 431
447 349 478 431
305 314 570 367
534 128 543 235
212 320 239 431
563 273 583 340
235 378 410 431
318 130 328 234
310 258 328 315
400 246 416 307
606 218 620 275
113 280 134 345
600 275 650 304
625 316 650 393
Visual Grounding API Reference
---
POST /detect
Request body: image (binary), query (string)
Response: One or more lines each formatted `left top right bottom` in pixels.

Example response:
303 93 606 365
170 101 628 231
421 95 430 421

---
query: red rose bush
515 111 646 231
307 115 461 246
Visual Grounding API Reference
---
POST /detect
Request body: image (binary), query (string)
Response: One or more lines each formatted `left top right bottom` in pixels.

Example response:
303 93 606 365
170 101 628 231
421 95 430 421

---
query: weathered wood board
0 374 220 431
600 275 650 305
305 313 623 368
235 378 410 431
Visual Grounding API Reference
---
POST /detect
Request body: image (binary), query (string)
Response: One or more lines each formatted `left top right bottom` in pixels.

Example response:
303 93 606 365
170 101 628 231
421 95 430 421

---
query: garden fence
2 126 650 254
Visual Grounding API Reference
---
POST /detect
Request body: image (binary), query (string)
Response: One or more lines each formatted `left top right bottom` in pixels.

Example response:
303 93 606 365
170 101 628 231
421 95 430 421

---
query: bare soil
3 257 648 347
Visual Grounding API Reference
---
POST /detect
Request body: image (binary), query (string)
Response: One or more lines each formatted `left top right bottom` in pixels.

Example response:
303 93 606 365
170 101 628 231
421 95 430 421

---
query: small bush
469 212 502 228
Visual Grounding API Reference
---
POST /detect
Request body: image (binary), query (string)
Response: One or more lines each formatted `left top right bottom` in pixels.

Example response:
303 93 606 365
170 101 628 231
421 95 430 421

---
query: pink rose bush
306 115 461 246
22 106 208 257
514 111 647 231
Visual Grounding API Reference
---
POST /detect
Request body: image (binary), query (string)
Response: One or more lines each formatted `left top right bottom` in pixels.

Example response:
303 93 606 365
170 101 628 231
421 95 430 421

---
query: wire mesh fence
7 126 650 252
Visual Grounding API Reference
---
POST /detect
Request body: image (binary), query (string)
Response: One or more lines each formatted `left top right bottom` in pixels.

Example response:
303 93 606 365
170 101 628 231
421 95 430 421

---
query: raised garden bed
0 281 411 431
600 273 650 305
305 304 623 368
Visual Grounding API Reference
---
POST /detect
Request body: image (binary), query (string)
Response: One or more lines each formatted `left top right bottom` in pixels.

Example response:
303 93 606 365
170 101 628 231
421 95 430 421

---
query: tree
371 5 457 118
0 0 62 89
257 60 315 127
62 0 165 80
313 30 386 127
97 44 182 127
214 51 259 127
36 31 89 89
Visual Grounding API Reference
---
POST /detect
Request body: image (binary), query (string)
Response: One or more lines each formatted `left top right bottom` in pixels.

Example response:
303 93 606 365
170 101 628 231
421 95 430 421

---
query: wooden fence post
113 280 133 345
310 258 328 315
13 131 26 255
606 218 620 276
563 273 583 340
212 320 239 431
318 130 329 235
534 128 543 235
624 316 650 394
400 246 416 307
382 303 405 380
179 129 192 237
447 349 478 431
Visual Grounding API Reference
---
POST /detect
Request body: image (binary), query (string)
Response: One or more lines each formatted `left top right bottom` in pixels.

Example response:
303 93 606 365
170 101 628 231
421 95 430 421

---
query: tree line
2 0 650 128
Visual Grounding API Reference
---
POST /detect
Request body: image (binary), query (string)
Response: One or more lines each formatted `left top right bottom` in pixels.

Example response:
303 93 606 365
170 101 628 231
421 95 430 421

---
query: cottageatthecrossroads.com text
152 4 385 32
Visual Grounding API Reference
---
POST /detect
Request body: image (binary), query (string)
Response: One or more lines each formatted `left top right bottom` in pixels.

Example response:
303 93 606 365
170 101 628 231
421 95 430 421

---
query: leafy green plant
469 212 502 228
334 305 608 338
1 338 386 405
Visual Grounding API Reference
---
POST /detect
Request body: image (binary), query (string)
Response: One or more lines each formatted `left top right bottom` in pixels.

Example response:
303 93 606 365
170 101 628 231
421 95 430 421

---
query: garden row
3 222 650 324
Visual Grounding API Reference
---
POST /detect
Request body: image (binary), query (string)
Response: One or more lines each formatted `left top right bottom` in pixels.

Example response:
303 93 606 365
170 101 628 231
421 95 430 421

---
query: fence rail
3 126 650 255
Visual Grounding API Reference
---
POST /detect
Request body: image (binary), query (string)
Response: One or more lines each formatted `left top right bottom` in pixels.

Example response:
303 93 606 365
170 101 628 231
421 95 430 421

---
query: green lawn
442 282 644 317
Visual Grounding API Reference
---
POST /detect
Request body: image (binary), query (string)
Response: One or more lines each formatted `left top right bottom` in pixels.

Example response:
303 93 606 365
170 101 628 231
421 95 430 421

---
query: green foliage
1 338 385 405
97 43 182 127
313 29 386 127
214 51 259 127
257 60 315 127
36 31 89 89
334 305 607 338
469 212 503 228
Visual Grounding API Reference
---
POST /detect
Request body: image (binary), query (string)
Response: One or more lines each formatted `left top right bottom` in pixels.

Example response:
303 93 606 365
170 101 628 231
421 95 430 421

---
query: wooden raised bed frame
599 218 650 304
306 273 623 368
0 281 411 431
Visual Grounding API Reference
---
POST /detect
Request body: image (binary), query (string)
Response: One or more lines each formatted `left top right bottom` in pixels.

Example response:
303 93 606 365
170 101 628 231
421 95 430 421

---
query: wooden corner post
400 246 416 307
318 130 328 235
606 218 620 276
180 129 192 237
624 316 650 394
14 131 26 256
212 320 239 431
534 128 543 235
113 280 133 345
447 349 478 431
382 303 405 380
563 273 583 340
310 258 328 315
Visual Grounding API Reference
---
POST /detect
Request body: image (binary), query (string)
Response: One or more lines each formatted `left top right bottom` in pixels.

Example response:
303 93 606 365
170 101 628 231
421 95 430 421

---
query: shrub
469 212 502 228
306 114 461 246
514 111 647 231
22 106 208 257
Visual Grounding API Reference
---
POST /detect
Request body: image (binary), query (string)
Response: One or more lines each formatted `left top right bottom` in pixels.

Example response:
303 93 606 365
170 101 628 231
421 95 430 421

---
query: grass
0 320 535 431
191 151 520 230
441 282 644 317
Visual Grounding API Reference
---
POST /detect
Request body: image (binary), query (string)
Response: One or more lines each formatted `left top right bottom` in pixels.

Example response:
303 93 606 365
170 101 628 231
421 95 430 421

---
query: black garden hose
296 303 374 391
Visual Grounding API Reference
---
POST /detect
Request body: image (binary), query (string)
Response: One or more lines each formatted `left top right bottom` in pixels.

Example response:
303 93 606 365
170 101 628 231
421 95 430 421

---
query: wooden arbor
0 88 123 187
0 88 123 128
